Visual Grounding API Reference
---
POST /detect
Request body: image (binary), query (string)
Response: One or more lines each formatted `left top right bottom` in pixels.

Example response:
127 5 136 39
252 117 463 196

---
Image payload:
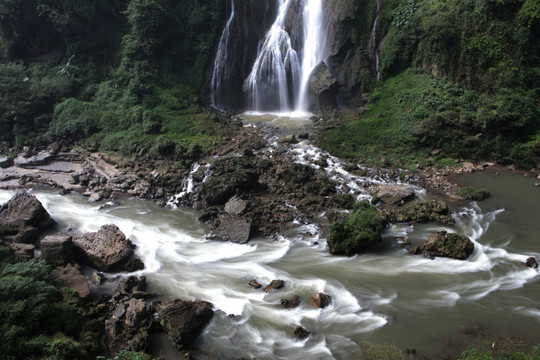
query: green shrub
327 202 384 256
50 98 99 140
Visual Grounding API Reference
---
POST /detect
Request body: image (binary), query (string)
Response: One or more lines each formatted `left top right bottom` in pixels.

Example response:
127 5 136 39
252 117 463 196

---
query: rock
10 243 35 262
393 200 455 225
370 185 415 205
264 279 285 292
0 156 13 168
278 135 298 144
49 264 90 298
90 271 106 286
310 292 332 308
105 298 149 353
13 150 54 167
0 192 55 230
293 325 310 340
281 295 301 309
40 233 72 267
89 192 103 202
156 299 214 350
525 257 538 269
421 230 475 260
224 195 249 215
309 61 339 112
462 162 476 173
211 213 253 244
116 276 147 295
124 258 145 272
248 279 262 289
73 224 135 272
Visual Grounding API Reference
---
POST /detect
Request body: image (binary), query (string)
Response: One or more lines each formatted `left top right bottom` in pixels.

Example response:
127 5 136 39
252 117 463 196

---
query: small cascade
243 0 326 113
210 0 235 111
167 162 212 207
367 0 382 80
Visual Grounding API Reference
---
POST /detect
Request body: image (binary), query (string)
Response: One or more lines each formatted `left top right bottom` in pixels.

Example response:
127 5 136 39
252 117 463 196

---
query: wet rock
278 134 298 144
105 297 149 353
281 295 301 309
116 276 147 295
73 224 135 272
10 243 35 262
0 156 13 168
248 279 262 289
525 257 538 269
89 192 102 202
392 200 455 225
200 168 259 206
224 195 249 215
0 192 55 230
156 299 214 350
370 184 415 205
211 213 253 244
264 279 285 292
14 150 54 167
421 230 474 260
49 264 90 298
124 258 145 272
310 292 332 308
309 61 339 112
90 271 106 287
293 325 310 340
40 233 72 267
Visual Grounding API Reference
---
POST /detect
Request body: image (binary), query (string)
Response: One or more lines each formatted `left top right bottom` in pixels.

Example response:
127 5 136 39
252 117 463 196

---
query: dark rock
281 295 301 309
370 185 415 205
125 258 145 272
393 200 455 225
116 276 147 295
309 61 339 112
248 279 262 289
0 156 13 168
525 257 538 269
293 325 310 340
264 279 285 292
278 135 298 144
49 264 90 298
156 299 214 350
200 168 259 206
73 224 135 272
90 272 106 287
224 195 249 215
14 150 54 167
421 230 475 260
0 192 55 230
409 245 421 255
211 213 253 244
10 243 35 262
104 297 149 353
310 292 332 308
40 233 72 267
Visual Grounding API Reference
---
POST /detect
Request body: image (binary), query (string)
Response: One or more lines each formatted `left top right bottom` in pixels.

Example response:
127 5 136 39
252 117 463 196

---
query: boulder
156 299 214 350
310 292 332 308
421 230 475 260
0 192 55 232
293 325 310 340
281 295 301 309
73 224 135 272
10 243 35 262
49 264 90 298
248 279 262 289
264 279 285 292
104 298 149 353
116 276 147 296
40 233 72 267
0 156 13 168
211 213 253 244
526 257 538 269
224 196 248 215
309 62 339 113
393 200 455 225
13 150 54 167
370 185 415 205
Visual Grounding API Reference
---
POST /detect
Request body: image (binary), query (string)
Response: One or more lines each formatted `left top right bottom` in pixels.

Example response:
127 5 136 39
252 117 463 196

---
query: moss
393 200 455 225
327 202 385 256
456 186 490 201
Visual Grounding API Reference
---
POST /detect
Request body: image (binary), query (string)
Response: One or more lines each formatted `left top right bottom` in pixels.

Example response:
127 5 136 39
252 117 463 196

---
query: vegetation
327 201 385 255
357 342 405 360
458 345 540 360
456 186 490 201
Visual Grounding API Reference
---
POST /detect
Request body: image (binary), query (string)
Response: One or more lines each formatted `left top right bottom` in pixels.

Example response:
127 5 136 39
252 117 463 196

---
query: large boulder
156 299 214 350
73 224 135 272
309 62 339 113
0 156 13 168
49 263 90 298
105 298 149 353
392 200 455 225
9 243 35 262
0 192 55 243
210 213 253 244
13 150 55 167
370 185 415 205
40 233 72 267
421 230 475 260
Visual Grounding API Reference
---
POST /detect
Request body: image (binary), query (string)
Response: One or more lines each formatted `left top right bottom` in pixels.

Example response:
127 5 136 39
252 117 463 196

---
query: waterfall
367 0 381 80
210 0 235 111
243 0 325 113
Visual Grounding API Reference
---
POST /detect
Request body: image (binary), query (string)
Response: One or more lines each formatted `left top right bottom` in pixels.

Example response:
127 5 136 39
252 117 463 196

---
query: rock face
371 185 415 205
421 230 475 260
310 292 332 308
156 299 214 350
49 264 90 298
0 192 55 243
309 62 339 113
73 224 134 272
10 243 35 262
40 233 72 267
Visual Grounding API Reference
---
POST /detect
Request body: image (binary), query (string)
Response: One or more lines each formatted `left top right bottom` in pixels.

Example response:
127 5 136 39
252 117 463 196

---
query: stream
1 114 539 359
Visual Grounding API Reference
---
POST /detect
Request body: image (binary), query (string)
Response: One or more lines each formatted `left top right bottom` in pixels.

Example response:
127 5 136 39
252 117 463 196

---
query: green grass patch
455 186 490 201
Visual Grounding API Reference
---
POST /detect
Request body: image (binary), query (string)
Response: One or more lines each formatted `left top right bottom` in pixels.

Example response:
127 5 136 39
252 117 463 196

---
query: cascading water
367 0 382 80
243 0 325 113
210 0 235 111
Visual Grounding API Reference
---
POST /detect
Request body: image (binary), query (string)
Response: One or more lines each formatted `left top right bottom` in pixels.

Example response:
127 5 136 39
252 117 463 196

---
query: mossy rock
421 230 474 260
392 200 455 225
455 186 490 201
327 202 385 256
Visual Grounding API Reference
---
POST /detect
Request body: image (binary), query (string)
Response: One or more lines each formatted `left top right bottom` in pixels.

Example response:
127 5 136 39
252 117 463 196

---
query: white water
210 0 235 110
244 0 326 112
1 185 538 359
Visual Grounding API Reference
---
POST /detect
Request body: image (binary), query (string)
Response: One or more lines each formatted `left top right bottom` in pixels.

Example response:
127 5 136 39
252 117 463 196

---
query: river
1 123 539 360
